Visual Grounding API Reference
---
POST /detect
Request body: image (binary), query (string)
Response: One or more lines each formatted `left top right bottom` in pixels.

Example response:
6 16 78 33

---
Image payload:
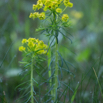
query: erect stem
54 38 58 101
48 42 52 90
31 56 34 103
52 11 59 102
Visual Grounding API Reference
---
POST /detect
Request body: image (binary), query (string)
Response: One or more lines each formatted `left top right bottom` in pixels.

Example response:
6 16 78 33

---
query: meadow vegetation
0 0 103 102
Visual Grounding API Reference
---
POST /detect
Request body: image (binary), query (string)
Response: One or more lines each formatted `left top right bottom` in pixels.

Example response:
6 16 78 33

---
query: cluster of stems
19 0 73 102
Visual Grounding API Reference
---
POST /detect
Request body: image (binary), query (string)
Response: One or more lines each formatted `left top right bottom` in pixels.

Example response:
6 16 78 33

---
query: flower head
44 0 51 7
33 4 37 11
19 46 25 52
22 39 27 44
67 2 73 7
62 14 69 22
64 0 69 5
56 8 62 13
39 12 45 20
29 13 33 18
33 12 39 18
51 1 58 9
37 0 43 10
29 0 73 22
19 38 48 55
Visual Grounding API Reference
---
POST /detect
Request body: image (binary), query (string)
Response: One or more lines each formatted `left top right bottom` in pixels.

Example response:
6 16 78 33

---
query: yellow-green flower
39 40 44 45
28 41 34 48
64 0 70 2
67 2 73 7
33 4 37 11
39 12 45 20
43 6 48 11
33 12 39 18
22 39 27 44
51 1 58 9
44 0 51 7
37 0 43 4
19 38 48 55
37 0 43 10
57 0 63 4
64 0 73 7
19 46 25 52
29 0 73 25
62 14 69 22
35 41 48 54
28 38 36 42
29 13 33 18
56 8 62 13
37 50 47 54
64 0 69 5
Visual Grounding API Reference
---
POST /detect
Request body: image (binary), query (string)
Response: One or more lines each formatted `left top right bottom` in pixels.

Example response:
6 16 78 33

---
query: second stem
31 57 34 103
54 38 58 102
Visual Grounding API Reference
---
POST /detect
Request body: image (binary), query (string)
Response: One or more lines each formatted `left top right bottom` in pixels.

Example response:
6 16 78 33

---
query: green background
0 0 103 102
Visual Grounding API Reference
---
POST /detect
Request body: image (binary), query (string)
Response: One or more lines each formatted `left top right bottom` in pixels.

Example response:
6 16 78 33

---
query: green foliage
0 0 103 102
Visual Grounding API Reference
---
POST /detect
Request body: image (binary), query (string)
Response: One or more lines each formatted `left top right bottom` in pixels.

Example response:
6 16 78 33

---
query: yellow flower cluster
19 38 48 55
29 0 73 22
56 8 62 13
19 46 25 52
63 0 73 7
29 12 45 20
62 14 69 22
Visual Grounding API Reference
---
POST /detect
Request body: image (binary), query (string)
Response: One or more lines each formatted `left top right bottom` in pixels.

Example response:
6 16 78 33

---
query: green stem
31 57 34 103
48 42 52 89
54 39 58 101
52 11 59 102
62 7 67 14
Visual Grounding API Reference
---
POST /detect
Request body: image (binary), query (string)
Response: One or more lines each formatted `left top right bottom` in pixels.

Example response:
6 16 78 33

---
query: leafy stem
53 11 59 102
54 37 58 102
48 41 52 89
31 56 34 103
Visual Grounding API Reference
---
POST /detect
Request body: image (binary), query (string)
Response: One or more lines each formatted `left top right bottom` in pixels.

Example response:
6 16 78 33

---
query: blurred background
0 0 103 102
